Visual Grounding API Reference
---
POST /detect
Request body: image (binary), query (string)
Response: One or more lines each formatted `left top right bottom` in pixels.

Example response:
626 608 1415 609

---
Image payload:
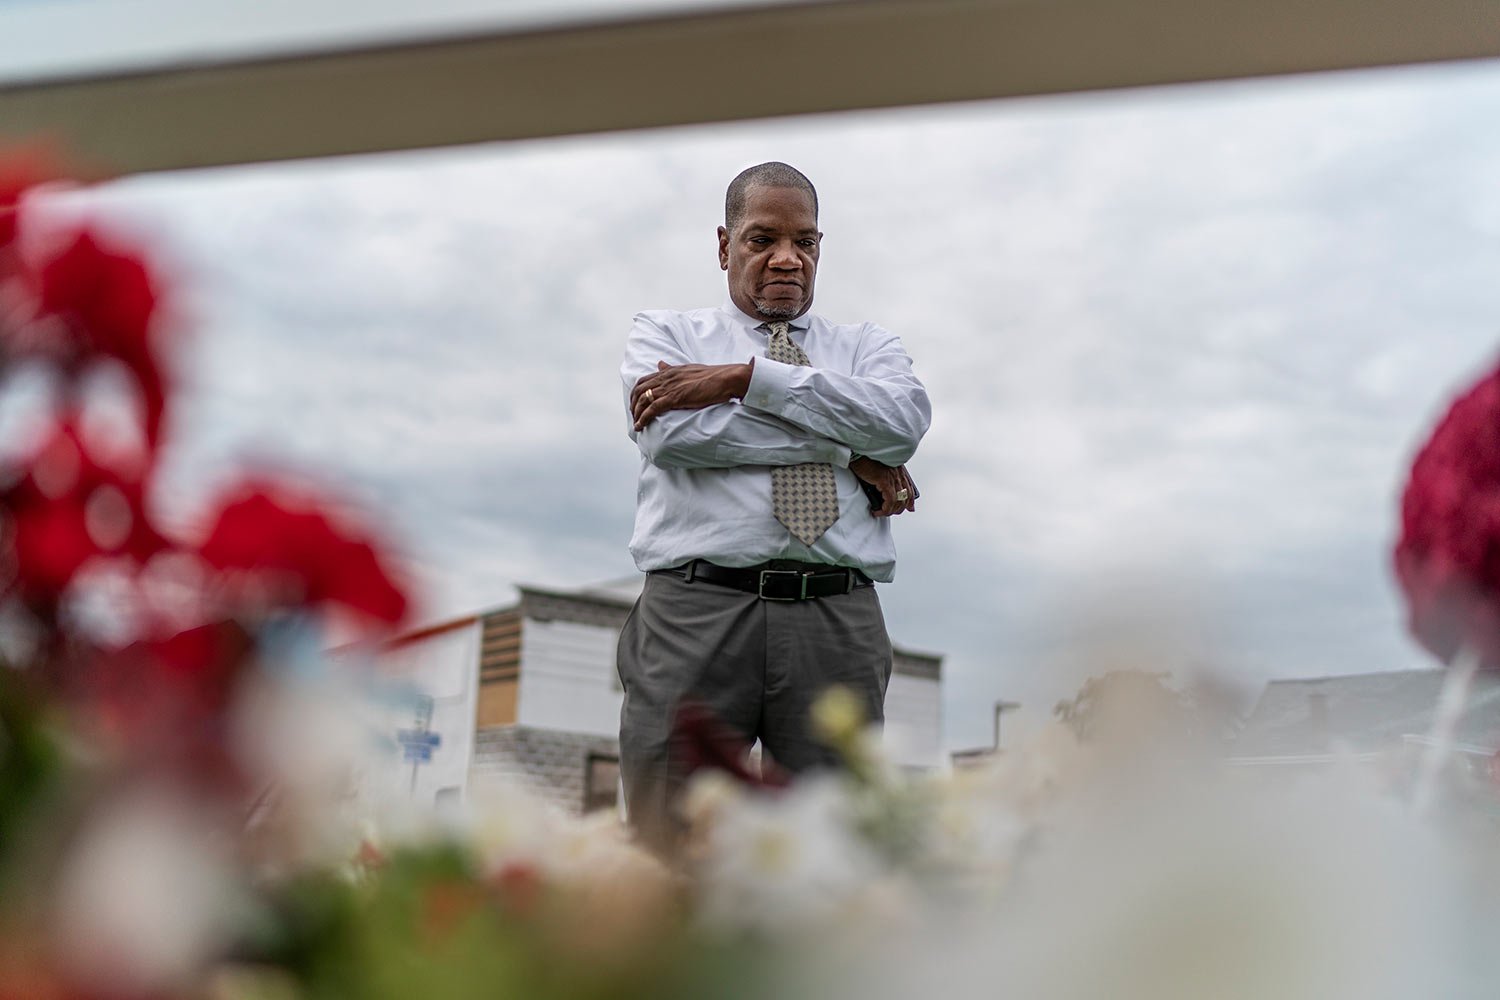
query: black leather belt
669 559 873 601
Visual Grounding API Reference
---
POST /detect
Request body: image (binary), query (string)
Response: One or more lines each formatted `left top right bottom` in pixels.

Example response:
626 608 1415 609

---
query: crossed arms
622 312 931 516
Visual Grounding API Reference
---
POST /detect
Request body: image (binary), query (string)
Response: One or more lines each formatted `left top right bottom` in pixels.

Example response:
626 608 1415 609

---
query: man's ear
716 226 729 270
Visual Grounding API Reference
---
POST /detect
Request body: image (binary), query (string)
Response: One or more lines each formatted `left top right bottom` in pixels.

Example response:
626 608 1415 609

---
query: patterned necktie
763 321 840 545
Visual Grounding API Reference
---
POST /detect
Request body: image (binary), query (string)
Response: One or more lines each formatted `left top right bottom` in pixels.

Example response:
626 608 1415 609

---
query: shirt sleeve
622 312 853 470
739 323 931 465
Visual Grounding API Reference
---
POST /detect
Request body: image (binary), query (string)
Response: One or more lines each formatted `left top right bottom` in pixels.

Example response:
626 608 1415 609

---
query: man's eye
798 239 817 248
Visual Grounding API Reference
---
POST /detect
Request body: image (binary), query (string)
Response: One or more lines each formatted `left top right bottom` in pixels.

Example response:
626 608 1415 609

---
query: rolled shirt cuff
743 356 850 467
743 353 794 411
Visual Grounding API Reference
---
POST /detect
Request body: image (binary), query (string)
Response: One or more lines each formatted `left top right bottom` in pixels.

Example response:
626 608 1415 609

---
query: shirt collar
721 299 812 333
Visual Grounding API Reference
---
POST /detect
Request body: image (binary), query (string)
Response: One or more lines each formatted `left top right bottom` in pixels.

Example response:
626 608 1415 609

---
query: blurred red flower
0 419 166 615
31 228 170 445
671 701 789 789
1395 362 1500 666
489 861 545 917
0 146 57 252
420 880 490 941
84 620 254 788
197 480 409 631
140 619 255 718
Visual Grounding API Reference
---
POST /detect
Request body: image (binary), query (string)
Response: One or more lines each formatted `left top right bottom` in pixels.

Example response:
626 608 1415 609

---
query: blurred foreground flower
31 228 171 446
844 770 1480 1000
688 770 884 933
1396 359 1500 667
0 145 58 251
50 784 244 997
0 147 418 1000
684 691 1081 935
196 479 410 635
1 416 164 622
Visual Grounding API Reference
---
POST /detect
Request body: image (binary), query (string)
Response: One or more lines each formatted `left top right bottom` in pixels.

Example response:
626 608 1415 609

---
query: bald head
724 162 819 234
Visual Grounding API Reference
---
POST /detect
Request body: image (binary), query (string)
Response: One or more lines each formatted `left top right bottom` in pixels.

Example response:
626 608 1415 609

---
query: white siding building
366 579 943 815
346 617 483 813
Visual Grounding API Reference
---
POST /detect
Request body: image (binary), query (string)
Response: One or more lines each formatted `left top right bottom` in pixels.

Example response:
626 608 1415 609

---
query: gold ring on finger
644 388 654 403
895 489 910 502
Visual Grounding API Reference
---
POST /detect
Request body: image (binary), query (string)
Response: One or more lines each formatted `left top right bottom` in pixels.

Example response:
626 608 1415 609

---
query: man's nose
768 241 802 269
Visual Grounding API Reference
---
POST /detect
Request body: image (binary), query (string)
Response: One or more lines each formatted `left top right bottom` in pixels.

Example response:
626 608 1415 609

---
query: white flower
681 768 741 831
917 721 1082 884
460 778 568 874
692 773 882 933
540 808 670 889
50 784 243 996
924 771 1030 881
231 666 378 870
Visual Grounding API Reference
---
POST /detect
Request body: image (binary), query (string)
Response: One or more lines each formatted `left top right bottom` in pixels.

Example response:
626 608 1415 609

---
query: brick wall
471 725 620 816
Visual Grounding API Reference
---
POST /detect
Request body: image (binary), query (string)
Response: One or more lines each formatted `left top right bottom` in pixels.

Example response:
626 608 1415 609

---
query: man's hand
631 360 754 431
850 456 918 517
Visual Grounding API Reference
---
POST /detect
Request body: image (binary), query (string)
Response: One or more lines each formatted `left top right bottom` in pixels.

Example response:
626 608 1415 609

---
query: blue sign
398 728 442 763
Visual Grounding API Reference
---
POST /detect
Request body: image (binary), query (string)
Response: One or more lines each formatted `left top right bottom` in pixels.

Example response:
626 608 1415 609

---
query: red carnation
197 479 409 631
0 418 167 615
82 620 254 787
1395 362 1500 666
31 228 170 446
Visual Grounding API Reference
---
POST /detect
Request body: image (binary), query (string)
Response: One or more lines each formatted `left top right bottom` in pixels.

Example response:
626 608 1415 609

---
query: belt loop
685 560 698 583
844 568 854 594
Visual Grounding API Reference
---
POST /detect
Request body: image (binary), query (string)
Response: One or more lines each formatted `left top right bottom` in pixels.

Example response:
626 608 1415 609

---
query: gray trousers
616 566 893 851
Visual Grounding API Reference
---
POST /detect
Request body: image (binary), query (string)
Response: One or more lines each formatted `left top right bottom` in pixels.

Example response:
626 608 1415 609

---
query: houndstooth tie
763 321 840 545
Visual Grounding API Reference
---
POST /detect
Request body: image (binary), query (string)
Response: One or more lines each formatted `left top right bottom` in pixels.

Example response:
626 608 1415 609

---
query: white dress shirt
622 300 931 582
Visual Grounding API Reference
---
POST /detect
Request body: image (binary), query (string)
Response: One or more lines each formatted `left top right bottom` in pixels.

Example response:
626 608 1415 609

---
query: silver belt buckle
758 569 807 601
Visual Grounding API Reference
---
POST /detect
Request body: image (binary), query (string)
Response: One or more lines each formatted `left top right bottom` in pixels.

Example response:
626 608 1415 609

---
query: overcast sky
41 57 1500 749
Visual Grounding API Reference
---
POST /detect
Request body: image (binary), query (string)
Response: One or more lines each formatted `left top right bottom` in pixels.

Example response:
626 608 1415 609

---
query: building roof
518 584 635 631
1230 669 1500 760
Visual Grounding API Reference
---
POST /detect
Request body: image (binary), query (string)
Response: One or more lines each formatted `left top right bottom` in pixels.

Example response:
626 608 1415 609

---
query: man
617 161 930 850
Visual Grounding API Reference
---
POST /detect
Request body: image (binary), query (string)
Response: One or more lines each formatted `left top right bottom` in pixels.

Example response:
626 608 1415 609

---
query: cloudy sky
39 56 1500 749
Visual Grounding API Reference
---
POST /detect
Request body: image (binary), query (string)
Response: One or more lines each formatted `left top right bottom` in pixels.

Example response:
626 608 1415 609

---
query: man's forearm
737 330 930 465
633 403 851 470
630 361 753 431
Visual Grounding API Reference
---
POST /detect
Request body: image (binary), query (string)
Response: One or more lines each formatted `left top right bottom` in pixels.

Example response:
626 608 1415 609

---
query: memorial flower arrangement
2 150 1499 999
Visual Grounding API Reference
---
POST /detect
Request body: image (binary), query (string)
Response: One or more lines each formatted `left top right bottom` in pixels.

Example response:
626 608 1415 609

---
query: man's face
718 185 821 321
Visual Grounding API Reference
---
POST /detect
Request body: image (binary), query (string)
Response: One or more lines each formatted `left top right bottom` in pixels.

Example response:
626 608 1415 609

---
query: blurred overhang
2 0 1499 176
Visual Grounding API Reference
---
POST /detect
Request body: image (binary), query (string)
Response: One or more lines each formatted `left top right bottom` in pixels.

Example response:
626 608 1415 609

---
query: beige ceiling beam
2 0 1498 176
